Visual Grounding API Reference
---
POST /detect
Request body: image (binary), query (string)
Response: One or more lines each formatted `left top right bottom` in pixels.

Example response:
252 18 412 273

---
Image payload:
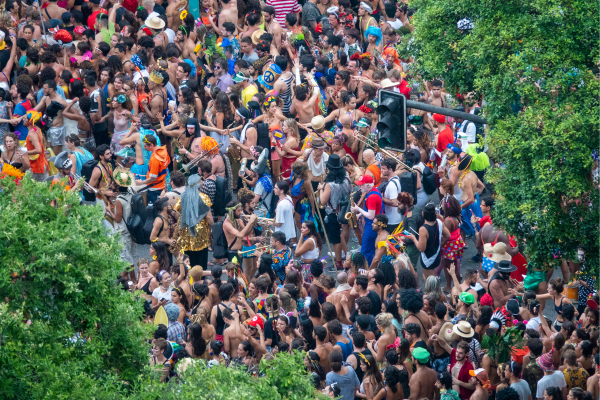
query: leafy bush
400 0 599 277
0 176 151 399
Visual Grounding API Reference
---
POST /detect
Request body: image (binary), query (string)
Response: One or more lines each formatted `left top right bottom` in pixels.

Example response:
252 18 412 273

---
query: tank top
421 220 442 268
26 128 47 174
352 348 373 382
449 165 463 200
280 73 294 114
336 339 354 362
302 237 320 260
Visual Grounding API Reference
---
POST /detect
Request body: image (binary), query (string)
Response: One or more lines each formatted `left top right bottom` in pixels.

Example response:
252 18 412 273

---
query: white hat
380 78 400 89
145 16 165 30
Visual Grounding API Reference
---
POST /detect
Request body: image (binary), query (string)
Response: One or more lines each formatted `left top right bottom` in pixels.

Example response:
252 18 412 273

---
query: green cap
459 292 475 305
412 347 430 363
356 117 370 128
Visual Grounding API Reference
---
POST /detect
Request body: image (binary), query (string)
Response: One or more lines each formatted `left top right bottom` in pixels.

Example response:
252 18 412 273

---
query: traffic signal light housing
377 90 407 152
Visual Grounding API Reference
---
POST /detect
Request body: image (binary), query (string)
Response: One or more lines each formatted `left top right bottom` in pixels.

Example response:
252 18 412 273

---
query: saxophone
225 122 242 161
345 186 359 230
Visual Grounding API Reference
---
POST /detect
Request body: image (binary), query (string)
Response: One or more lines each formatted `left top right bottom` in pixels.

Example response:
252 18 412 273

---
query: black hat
325 154 343 169
496 260 517 273
356 314 370 330
236 107 251 120
506 298 520 316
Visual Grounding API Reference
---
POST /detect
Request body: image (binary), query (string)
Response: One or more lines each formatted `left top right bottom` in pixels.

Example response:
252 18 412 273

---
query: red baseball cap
355 175 374 185
247 315 264 330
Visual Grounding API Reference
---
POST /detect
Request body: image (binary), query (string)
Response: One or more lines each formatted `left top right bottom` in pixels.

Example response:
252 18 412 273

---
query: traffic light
377 90 407 152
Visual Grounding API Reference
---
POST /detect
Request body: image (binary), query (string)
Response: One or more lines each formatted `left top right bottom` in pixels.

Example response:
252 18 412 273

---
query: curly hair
349 252 368 273
412 126 430 152
443 195 462 218
291 160 309 179
397 268 417 290
214 91 233 122
400 288 423 313
237 187 255 207
397 191 414 207
379 262 396 287
477 305 493 327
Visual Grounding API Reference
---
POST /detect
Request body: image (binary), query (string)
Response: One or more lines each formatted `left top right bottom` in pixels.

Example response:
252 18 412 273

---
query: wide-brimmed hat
145 16 165 30
326 154 344 169
49 150 73 170
453 320 475 338
311 137 326 149
251 29 266 45
380 78 400 89
496 260 517 273
439 321 456 343
113 167 135 187
484 242 512 264
311 115 325 130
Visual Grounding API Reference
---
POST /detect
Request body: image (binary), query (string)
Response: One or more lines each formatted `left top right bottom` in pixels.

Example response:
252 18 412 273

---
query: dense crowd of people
0 0 597 398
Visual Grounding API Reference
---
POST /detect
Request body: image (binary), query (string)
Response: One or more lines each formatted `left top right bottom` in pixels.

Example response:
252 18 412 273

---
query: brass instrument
237 245 272 256
239 158 249 189
345 185 359 230
352 133 414 171
225 122 242 161
180 144 219 173
241 215 274 224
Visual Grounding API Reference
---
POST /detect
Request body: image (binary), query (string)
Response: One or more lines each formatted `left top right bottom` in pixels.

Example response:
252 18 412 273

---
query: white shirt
383 19 403 29
301 237 320 260
456 121 477 151
383 176 401 225
133 69 150 84
526 316 541 331
536 371 566 399
275 195 296 241
164 28 175 43
152 286 172 305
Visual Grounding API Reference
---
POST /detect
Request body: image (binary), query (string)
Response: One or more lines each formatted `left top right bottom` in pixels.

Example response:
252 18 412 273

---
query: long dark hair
214 91 233 121
303 220 323 253
151 241 171 271
384 365 402 393
172 286 190 311
187 322 206 357
300 318 316 350
325 165 347 184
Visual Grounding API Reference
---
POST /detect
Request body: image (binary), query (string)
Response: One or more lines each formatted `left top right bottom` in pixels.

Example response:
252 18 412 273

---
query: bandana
360 1 373 13
458 154 473 171
131 54 145 70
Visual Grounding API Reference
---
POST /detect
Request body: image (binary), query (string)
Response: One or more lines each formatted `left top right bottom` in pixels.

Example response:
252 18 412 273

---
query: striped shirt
266 0 301 28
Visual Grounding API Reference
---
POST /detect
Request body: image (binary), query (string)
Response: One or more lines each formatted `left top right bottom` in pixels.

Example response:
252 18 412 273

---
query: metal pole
405 100 488 125
36 2 47 37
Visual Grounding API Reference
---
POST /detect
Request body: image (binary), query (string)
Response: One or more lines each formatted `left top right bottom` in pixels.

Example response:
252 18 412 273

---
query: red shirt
479 215 492 228
364 189 383 216
449 348 475 400
436 125 454 163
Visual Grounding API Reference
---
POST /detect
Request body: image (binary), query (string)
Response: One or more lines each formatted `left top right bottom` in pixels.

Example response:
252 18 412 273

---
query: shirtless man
150 197 174 246
469 369 491 400
407 347 438 400
428 303 451 359
222 201 258 261
448 154 485 239
39 52 65 83
586 355 599 400
487 260 518 309
264 7 282 51
34 80 69 156
289 72 320 125
313 325 334 373
451 268 481 306
41 0 67 21
208 151 226 178
165 0 184 29
357 2 377 39
175 26 197 62
228 107 258 161
222 308 242 358
88 144 117 200
427 79 448 108
141 70 167 127
217 0 238 33
328 272 356 326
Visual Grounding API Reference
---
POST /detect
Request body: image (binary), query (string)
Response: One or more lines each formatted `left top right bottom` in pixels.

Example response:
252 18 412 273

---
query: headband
158 270 167 279
179 25 187 35
226 203 241 212
358 352 370 365
360 2 373 13
173 287 184 296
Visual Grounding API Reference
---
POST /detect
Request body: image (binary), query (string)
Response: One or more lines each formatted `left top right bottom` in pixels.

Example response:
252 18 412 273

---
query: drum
566 286 579 301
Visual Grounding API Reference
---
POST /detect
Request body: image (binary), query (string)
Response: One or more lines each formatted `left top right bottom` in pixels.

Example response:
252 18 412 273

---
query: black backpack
421 165 437 195
211 221 228 259
119 192 147 244
256 122 271 149
80 159 99 202
399 171 418 205
213 176 232 217
142 202 158 244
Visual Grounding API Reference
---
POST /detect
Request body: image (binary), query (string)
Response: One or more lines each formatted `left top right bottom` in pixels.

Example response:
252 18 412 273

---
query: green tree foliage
399 0 599 277
0 176 326 399
130 351 328 400
0 176 151 399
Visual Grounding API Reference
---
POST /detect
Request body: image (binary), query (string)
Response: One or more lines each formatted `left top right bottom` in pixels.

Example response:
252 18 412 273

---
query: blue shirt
36 86 66 103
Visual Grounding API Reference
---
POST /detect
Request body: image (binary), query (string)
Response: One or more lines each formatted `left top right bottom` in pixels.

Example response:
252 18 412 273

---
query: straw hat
380 78 400 89
113 167 135 187
483 242 512 264
439 321 456 343
453 320 475 338
145 16 165 30
251 29 266 45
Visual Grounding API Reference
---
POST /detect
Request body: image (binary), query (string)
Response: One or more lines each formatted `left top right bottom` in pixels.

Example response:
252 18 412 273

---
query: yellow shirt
241 84 258 108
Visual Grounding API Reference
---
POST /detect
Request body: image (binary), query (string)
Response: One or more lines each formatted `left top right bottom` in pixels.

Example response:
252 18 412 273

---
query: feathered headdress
489 307 511 330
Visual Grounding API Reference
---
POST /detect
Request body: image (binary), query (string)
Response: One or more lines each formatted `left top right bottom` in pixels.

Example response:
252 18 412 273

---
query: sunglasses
335 76 341 80
214 65 221 70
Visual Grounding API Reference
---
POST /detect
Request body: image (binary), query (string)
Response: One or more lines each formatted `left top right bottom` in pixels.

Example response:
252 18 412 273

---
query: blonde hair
375 312 396 334
284 118 300 142
189 265 204 282
195 306 209 324
279 291 297 313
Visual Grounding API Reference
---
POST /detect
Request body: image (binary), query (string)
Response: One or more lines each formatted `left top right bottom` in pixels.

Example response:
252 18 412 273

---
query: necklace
458 168 470 189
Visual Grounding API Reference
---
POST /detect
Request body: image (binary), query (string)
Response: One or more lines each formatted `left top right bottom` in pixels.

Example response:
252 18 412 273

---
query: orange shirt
26 128 48 174
147 146 170 191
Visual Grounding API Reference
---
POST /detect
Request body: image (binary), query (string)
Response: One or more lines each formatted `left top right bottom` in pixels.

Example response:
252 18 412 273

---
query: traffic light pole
405 100 488 125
